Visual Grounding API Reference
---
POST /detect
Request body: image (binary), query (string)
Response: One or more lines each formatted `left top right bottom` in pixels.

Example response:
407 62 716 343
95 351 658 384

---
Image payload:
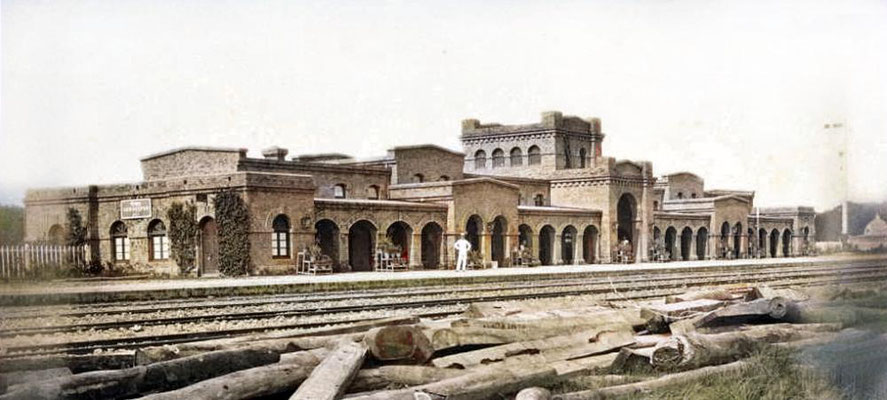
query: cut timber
0 368 71 393
348 366 464 393
455 308 645 331
694 297 794 328
348 353 618 400
554 360 748 400
640 299 725 333
139 348 329 400
465 303 612 319
135 315 414 364
289 340 367 400
631 334 671 349
0 352 135 374
516 387 552 400
748 286 809 302
651 323 840 370
364 325 433 364
610 347 654 373
432 328 634 369
0 348 279 400
665 289 737 304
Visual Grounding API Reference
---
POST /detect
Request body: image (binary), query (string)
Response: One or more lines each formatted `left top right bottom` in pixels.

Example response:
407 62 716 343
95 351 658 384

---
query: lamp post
824 122 849 239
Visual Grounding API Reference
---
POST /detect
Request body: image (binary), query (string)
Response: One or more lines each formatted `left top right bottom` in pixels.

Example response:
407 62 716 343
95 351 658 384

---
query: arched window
333 184 346 199
579 148 587 168
148 220 169 261
110 221 130 262
366 185 380 200
413 173 425 183
691 193 697 199
534 194 545 206
527 146 541 165
474 150 486 169
272 215 291 258
677 192 684 199
438 175 449 181
491 148 505 168
510 147 523 166
653 201 659 210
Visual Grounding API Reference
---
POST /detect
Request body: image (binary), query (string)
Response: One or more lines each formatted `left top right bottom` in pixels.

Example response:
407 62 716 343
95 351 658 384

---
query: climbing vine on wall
214 191 251 276
167 202 198 275
65 208 87 246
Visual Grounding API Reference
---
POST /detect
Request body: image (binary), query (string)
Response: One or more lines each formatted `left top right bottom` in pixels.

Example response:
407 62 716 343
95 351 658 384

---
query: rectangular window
152 235 169 260
114 237 131 261
272 232 289 257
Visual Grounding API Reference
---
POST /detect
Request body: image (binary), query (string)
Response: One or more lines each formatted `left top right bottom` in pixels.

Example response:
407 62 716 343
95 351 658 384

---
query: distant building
848 213 887 251
24 111 816 276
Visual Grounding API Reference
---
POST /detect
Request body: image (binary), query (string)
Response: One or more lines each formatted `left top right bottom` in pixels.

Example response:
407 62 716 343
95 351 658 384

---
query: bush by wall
167 202 198 275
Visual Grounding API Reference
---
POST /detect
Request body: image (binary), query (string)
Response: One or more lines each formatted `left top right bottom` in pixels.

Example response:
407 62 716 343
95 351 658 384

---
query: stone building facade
24 111 816 276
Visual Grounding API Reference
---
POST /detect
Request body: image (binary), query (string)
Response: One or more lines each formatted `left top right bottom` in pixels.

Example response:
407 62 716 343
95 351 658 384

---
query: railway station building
23 111 816 275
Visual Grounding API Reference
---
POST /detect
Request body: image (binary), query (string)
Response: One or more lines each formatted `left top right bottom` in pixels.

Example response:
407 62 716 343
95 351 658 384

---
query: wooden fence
0 244 90 280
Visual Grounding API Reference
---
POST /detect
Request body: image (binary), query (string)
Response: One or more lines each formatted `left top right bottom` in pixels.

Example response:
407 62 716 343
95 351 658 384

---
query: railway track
1 259 885 358
1 261 883 336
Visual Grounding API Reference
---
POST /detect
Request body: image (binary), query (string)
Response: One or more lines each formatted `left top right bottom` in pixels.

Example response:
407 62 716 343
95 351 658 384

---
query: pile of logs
0 285 860 400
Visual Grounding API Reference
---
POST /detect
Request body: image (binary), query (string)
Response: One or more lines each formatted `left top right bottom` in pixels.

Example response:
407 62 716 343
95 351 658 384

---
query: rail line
1 260 885 358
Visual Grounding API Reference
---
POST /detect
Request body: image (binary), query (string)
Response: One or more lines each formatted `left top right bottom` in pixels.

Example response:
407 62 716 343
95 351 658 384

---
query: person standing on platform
454 233 472 272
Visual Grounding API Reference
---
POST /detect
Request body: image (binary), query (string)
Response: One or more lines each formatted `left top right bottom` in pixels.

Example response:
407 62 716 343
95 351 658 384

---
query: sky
1 0 885 211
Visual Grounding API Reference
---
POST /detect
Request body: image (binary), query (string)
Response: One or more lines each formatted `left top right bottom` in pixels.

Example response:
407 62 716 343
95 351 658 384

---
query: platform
0 254 883 306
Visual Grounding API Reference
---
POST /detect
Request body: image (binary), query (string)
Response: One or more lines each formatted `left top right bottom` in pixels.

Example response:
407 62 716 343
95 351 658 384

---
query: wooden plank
289 340 367 400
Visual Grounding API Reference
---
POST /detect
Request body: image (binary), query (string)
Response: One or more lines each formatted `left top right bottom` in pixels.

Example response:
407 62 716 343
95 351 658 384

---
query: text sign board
121 199 152 220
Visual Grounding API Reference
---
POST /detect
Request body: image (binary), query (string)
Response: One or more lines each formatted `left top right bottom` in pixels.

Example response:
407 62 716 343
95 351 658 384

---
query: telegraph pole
824 122 849 238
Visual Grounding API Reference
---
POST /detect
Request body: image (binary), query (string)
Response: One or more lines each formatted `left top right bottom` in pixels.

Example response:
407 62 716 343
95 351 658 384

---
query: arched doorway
199 217 218 275
386 221 412 263
617 194 637 247
696 227 708 260
782 229 792 257
539 225 555 265
348 220 376 271
315 219 340 268
421 222 442 268
583 226 598 264
720 222 730 258
770 229 780 257
759 228 767 258
561 226 577 264
465 215 483 252
664 227 677 261
733 222 742 259
48 224 65 245
518 224 533 251
491 216 507 266
680 227 693 261
747 227 755 257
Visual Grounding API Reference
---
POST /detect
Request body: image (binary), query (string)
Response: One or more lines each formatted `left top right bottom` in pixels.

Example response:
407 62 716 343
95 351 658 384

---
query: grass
551 346 848 400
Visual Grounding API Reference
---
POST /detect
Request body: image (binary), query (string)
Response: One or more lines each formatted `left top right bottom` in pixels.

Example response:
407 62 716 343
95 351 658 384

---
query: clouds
1 0 885 209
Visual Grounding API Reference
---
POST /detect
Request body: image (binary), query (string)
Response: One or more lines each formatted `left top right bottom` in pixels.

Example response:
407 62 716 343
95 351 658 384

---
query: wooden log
0 352 135 374
665 288 738 304
553 360 748 400
454 309 645 332
135 316 413 364
747 286 809 302
465 303 613 319
640 299 725 333
363 325 434 364
694 297 794 328
348 366 464 393
432 328 634 369
0 348 279 400
651 323 839 370
516 387 552 400
1 368 71 393
139 348 329 400
610 347 654 373
289 340 367 400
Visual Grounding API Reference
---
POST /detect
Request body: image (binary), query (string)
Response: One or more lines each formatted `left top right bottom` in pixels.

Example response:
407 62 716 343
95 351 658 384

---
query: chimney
262 146 289 161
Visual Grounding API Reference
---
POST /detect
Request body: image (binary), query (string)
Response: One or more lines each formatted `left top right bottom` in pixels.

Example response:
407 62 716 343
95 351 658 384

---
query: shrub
214 191 251 276
167 202 199 275
65 208 87 246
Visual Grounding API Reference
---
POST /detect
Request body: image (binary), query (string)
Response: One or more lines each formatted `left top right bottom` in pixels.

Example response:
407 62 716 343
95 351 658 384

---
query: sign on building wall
120 199 152 220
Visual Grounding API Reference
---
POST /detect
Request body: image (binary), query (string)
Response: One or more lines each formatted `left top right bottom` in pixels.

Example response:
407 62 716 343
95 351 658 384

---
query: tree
0 204 24 245
65 208 87 246
167 202 199 275
214 191 251 276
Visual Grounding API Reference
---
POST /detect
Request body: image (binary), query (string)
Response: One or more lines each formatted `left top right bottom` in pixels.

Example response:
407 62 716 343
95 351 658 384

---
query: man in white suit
454 233 472 272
